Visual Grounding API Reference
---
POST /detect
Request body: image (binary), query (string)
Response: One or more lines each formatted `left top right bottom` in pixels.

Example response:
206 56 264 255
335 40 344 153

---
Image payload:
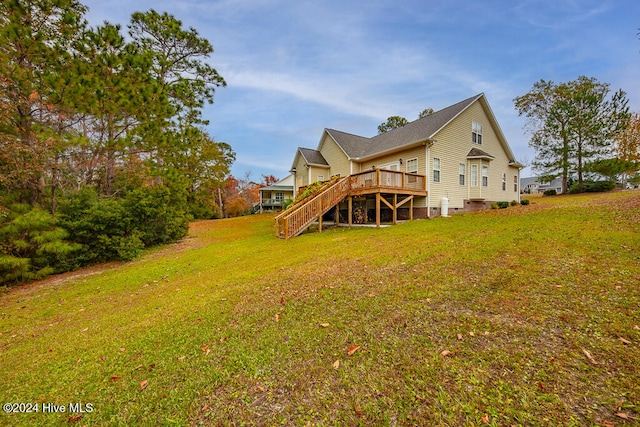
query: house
258 174 294 212
520 177 563 194
276 93 523 238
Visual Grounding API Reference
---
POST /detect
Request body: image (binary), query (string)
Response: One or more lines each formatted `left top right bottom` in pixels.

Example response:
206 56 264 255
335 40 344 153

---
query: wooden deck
275 170 427 239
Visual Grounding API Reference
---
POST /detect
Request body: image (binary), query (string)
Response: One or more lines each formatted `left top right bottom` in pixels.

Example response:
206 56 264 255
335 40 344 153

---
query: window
502 173 506 191
275 192 284 202
482 165 489 187
471 164 478 186
472 121 483 145
459 163 466 185
406 158 418 174
433 158 441 183
514 175 518 192
318 175 324 182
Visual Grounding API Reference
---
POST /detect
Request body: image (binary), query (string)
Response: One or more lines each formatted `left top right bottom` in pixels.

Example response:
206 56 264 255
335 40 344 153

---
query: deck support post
410 197 413 220
335 204 340 226
393 194 397 224
375 193 381 228
318 213 323 232
348 197 352 228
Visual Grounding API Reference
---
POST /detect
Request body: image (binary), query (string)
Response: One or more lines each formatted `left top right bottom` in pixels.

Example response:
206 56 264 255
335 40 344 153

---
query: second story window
472 121 483 145
433 158 441 183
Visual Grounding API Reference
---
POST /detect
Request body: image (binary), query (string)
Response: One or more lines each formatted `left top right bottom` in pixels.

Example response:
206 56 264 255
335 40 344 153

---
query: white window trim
406 158 418 174
433 158 441 183
459 163 466 186
482 165 489 187
471 164 478 187
472 121 483 145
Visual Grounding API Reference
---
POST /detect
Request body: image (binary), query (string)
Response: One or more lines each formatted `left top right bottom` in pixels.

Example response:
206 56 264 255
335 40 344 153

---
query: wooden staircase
275 176 350 239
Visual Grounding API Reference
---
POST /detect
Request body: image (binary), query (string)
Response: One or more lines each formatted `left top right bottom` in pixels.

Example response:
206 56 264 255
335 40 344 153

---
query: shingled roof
325 94 482 160
297 147 329 166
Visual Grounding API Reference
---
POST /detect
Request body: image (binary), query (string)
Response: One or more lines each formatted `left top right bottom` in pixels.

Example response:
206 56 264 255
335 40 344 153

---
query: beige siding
309 166 329 183
360 145 428 207
430 101 519 210
360 145 427 176
292 154 308 195
318 134 351 177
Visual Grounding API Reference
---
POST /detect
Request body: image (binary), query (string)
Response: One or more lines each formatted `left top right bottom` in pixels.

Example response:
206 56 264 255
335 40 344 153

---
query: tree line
0 0 235 284
515 76 639 193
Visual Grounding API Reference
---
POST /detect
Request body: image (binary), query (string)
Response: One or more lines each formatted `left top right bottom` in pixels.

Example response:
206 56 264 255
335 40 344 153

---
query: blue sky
83 0 640 180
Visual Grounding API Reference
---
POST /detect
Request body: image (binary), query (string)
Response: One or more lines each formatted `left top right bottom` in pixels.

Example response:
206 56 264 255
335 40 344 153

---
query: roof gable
323 94 482 160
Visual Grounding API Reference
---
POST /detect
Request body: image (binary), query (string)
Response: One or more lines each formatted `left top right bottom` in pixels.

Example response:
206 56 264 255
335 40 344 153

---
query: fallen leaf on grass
614 399 625 411
354 406 363 418
134 364 143 371
457 333 463 341
440 350 452 357
177 356 186 361
256 386 264 392
616 412 630 419
140 380 148 391
110 375 120 381
280 297 285 305
481 414 490 424
333 360 340 369
581 348 599 365
68 414 83 423
536 381 544 391
347 345 361 356
634 325 640 331
119 347 126 352
603 421 614 427
618 337 632 345
275 313 280 322
320 323 330 328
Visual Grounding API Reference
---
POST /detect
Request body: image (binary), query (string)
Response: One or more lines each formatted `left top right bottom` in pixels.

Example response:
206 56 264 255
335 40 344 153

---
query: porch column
348 196 353 227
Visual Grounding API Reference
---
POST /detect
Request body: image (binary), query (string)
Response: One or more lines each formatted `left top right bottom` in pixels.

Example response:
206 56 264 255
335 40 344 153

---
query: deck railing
349 169 426 193
275 170 426 239
275 177 350 239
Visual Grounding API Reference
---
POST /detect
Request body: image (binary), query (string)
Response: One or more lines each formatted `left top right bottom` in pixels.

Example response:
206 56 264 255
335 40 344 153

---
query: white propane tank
441 197 449 217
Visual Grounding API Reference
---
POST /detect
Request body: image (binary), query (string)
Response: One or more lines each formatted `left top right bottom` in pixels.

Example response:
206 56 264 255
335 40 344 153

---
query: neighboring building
258 174 294 213
520 177 563 194
277 94 523 238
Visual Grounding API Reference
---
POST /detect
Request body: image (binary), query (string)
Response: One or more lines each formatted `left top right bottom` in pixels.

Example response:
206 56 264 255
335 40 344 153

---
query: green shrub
123 185 191 247
521 199 530 206
510 200 518 206
543 189 557 196
567 180 615 194
57 189 144 264
497 201 509 209
0 205 80 284
491 203 498 209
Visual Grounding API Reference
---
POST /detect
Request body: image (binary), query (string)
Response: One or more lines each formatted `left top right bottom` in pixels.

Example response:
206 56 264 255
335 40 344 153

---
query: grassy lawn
1 191 639 426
